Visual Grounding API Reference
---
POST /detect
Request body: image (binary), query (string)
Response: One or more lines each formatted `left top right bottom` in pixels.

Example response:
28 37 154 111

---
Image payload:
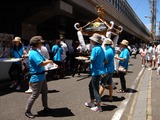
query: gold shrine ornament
93 22 101 28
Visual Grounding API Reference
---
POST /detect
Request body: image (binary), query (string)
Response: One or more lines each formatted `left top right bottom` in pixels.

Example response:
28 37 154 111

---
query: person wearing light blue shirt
104 46 115 74
52 40 63 63
100 38 115 102
11 46 25 64
51 40 63 78
90 45 106 76
25 36 54 119
115 40 130 93
119 48 130 70
9 37 27 91
29 50 46 83
85 33 105 112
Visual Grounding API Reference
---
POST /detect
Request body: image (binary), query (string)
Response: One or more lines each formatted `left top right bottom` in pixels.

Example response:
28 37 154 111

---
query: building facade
0 0 150 44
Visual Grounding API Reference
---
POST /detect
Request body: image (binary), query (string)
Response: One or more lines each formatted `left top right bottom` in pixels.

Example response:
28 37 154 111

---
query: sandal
116 89 125 93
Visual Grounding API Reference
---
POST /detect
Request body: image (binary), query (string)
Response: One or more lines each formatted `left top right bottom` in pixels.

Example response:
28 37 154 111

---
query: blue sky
127 0 160 34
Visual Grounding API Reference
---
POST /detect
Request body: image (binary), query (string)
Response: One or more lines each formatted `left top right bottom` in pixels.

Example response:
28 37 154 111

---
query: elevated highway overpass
0 0 150 44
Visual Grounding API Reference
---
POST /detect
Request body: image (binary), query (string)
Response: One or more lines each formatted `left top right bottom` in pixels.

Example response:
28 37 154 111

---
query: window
112 0 115 6
114 0 118 8
109 0 112 3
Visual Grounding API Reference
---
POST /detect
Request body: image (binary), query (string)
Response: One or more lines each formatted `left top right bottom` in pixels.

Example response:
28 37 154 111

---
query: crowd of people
139 43 160 74
8 35 68 92
2 33 160 118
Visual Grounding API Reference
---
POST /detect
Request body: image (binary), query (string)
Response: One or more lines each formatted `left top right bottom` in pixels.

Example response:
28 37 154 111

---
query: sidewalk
132 68 151 120
151 69 160 120
131 68 159 120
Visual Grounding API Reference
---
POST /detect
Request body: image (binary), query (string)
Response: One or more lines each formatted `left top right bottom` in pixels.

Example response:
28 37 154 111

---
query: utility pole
159 22 160 42
150 0 156 43
159 22 160 36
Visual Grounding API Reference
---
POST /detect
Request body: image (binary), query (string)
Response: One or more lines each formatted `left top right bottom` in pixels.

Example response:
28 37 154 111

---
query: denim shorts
100 73 113 87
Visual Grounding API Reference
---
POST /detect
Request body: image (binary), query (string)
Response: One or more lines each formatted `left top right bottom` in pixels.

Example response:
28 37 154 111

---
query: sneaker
91 106 102 112
148 68 152 71
25 112 35 119
9 82 17 88
85 102 95 107
25 89 32 94
142 65 144 67
16 85 21 91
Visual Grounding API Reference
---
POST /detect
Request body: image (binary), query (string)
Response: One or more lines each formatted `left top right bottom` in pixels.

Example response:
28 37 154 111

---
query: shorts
141 56 146 60
152 55 156 60
147 56 152 61
100 73 113 87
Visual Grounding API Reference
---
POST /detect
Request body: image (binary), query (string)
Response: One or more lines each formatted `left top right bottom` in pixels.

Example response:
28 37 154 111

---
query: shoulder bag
118 66 127 73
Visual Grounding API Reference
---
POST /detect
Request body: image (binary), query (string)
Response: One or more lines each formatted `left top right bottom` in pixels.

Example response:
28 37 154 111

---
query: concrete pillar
21 23 37 40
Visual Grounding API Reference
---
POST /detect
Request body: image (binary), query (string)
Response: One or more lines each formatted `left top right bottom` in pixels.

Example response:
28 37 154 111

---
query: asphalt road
0 55 142 120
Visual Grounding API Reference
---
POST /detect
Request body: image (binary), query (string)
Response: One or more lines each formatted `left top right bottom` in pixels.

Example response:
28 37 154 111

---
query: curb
131 68 152 120
127 67 146 120
147 70 152 120
111 67 145 120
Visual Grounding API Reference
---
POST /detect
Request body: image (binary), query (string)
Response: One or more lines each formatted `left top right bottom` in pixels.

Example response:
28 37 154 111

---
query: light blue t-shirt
29 50 46 83
105 46 115 73
119 48 130 69
90 45 105 76
52 45 63 61
11 46 25 64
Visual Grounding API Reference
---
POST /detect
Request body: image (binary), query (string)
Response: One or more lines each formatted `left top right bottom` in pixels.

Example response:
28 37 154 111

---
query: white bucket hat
121 39 129 46
12 37 22 43
89 33 102 44
103 38 112 45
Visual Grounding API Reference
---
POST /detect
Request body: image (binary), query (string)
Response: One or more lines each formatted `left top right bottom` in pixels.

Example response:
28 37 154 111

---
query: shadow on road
0 86 14 96
0 79 60 96
48 89 60 93
125 88 137 93
76 75 91 81
101 95 125 102
127 71 133 73
128 63 134 66
36 107 75 117
101 105 118 111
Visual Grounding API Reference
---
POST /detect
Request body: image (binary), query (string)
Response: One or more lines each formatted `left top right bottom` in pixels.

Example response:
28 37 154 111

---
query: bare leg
154 60 156 68
150 60 152 68
144 59 146 66
99 86 105 97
